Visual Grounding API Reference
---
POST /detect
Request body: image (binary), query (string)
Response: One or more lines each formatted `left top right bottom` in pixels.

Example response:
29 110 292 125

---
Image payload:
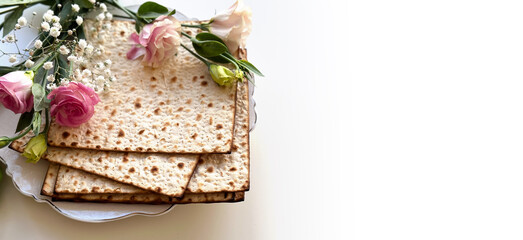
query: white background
2 0 523 239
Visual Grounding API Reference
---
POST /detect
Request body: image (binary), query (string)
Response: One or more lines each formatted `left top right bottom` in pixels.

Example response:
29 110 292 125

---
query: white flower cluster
89 2 113 38
41 10 62 38
3 34 16 43
48 38 116 92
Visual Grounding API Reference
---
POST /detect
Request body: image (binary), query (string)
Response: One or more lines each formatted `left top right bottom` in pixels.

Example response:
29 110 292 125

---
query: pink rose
210 0 252 55
0 71 34 114
127 15 181 68
48 82 100 127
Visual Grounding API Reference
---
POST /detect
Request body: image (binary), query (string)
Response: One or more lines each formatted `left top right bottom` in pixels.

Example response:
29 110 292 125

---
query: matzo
12 73 250 195
42 164 243 204
47 20 236 153
186 74 250 193
41 163 60 197
10 137 199 197
54 163 148 194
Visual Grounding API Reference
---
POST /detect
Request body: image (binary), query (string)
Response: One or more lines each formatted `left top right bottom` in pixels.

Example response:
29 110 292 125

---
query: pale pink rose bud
0 71 34 114
127 15 181 68
48 82 100 127
210 0 252 55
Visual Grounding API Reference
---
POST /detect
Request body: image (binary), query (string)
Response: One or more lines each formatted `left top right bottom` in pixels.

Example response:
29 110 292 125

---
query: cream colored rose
210 0 252 56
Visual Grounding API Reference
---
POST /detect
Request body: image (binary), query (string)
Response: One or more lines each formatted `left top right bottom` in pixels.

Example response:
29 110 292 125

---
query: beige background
0 0 350 239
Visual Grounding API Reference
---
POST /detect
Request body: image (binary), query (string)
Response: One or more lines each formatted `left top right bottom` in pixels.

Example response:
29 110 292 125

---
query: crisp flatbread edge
41 163 244 204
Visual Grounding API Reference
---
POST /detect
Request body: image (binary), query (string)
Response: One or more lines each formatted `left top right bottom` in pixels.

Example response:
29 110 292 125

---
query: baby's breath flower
76 16 83 26
67 55 77 62
60 78 70 86
89 0 96 4
5 35 15 43
78 39 87 49
85 44 94 56
24 59 34 68
52 22 62 29
41 22 50 32
51 16 60 23
72 4 80 12
15 24 21 30
106 12 113 21
43 13 53 22
82 69 92 77
95 62 104 69
68 30 73 35
46 83 57 90
43 61 54 70
104 69 111 76
96 75 105 82
75 56 84 64
96 13 105 21
50 27 60 37
8 55 16 63
104 59 112 66
46 75 55 82
59 45 70 55
99 3 107 12
34 40 42 48
17 17 27 26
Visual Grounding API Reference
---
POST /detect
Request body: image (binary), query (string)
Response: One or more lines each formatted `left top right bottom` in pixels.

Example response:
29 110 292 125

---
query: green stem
43 108 50 136
222 52 241 70
107 0 137 19
30 54 51 71
181 44 210 67
181 23 210 31
8 126 31 141
181 31 192 39
111 14 134 19
31 51 57 72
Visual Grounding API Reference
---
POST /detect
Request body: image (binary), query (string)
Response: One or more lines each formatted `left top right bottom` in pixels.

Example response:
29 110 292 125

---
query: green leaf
137 1 168 19
3 6 23 37
32 84 48 112
76 25 85 39
58 1 73 30
195 32 228 50
15 109 34 133
192 39 229 58
237 60 264 77
206 55 231 64
135 20 144 33
73 0 93 8
56 55 69 79
31 112 41 135
33 67 46 85
0 66 16 75
0 0 46 8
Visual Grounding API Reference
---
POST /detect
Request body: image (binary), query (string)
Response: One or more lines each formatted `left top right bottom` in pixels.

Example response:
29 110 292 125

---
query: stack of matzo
10 20 250 204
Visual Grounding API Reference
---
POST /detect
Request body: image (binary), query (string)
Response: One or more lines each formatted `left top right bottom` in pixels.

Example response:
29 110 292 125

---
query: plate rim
0 153 176 223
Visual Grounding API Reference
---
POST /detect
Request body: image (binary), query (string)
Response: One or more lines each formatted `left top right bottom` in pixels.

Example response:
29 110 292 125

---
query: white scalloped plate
0 7 256 222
